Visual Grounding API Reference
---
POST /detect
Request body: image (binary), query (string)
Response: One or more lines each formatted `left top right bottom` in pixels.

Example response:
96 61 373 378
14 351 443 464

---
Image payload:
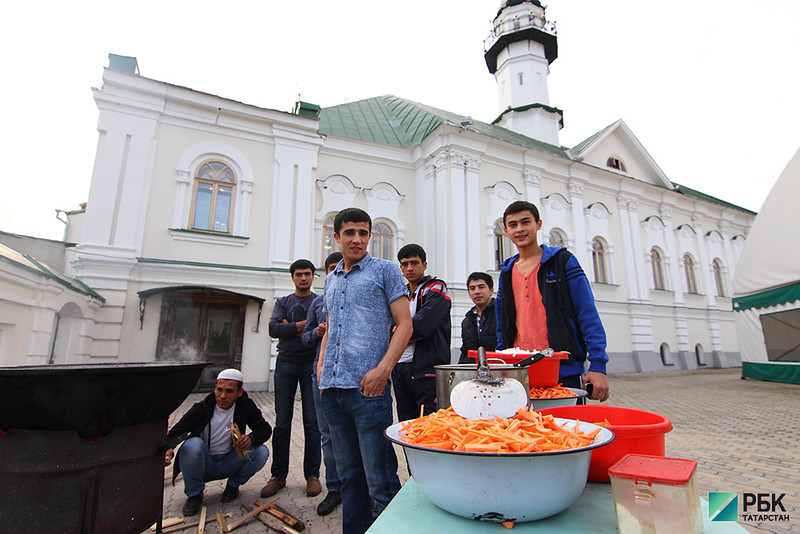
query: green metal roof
673 183 756 215
318 95 569 158
0 243 104 301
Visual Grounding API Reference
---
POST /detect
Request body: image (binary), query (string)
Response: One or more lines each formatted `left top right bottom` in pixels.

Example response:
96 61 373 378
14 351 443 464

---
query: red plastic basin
467 350 568 387
537 405 673 482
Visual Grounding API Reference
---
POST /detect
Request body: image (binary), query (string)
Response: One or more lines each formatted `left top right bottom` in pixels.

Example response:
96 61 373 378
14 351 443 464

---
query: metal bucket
435 362 529 410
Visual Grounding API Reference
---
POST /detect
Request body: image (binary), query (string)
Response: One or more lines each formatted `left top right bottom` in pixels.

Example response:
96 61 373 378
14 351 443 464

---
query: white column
172 170 192 228
718 221 736 287
692 214 717 309
523 169 542 205
660 205 685 306
449 152 469 286
616 195 641 302
464 156 482 278
433 152 450 278
269 128 321 268
568 180 588 267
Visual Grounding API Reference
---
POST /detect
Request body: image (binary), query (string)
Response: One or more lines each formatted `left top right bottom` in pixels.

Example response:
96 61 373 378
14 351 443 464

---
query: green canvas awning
733 280 800 312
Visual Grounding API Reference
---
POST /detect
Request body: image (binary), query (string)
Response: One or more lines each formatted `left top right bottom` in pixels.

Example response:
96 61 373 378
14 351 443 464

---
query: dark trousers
271 358 321 480
391 362 437 422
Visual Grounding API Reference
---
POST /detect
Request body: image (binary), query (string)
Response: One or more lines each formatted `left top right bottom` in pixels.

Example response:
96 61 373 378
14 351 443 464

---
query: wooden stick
161 513 230 534
254 501 305 531
197 506 207 534
216 511 227 533
242 502 302 534
224 498 277 532
150 517 184 530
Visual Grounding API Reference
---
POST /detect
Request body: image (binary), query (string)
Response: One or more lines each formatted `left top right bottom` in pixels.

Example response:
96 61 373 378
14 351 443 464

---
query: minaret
484 0 562 145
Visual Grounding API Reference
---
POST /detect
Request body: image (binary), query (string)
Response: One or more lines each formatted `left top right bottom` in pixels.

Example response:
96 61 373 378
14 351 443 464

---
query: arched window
190 161 236 233
713 258 727 297
370 222 394 260
651 247 666 290
322 215 340 260
660 343 673 365
494 221 514 270
606 156 626 172
548 229 565 248
695 343 706 366
592 238 608 284
683 253 698 294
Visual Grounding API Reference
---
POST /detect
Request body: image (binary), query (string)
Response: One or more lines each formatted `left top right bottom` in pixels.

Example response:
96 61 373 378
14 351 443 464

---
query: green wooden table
367 479 750 533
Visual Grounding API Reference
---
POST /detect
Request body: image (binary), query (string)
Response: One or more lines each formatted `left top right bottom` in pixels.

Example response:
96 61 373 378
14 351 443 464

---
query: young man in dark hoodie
459 271 498 364
164 368 272 516
495 201 610 401
393 243 452 422
262 259 322 498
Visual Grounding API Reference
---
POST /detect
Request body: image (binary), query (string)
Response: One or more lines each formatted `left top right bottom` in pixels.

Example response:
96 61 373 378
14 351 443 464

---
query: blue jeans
313 374 341 493
271 358 321 480
321 384 401 534
178 437 269 497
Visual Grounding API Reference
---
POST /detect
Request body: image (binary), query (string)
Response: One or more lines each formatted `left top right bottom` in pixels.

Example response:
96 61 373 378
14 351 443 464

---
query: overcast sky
3 0 799 241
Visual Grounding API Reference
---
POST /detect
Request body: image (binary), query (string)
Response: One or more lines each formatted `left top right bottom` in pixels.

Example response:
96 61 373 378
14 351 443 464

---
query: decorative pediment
541 193 570 212
485 181 521 202
643 215 666 231
706 230 724 244
585 202 611 220
317 174 360 196
316 174 361 217
569 119 674 190
675 224 698 238
363 182 403 203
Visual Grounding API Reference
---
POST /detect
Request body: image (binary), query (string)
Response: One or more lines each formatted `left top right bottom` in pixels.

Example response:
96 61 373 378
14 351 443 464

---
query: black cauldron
0 362 206 534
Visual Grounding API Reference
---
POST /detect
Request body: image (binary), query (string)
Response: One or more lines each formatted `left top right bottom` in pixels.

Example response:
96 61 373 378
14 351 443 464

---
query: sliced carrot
399 406 601 453
529 384 578 399
502 520 515 529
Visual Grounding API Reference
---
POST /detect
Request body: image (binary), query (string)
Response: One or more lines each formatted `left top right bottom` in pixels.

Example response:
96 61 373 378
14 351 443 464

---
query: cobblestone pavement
149 368 798 533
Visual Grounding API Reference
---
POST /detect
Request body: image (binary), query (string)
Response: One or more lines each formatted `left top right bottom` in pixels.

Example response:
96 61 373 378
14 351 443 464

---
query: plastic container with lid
608 454 702 534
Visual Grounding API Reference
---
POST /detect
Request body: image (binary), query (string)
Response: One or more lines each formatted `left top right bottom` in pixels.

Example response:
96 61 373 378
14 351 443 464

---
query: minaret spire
484 0 562 145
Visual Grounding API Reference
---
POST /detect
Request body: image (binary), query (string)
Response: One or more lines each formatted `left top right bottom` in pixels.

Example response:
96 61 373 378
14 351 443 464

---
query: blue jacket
495 244 608 377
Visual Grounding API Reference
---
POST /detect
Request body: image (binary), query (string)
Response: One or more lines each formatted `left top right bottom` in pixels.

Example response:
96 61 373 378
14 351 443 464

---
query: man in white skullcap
165 369 272 516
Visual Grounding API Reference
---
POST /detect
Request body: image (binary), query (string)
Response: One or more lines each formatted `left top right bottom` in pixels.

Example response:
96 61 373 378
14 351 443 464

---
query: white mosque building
0 0 754 390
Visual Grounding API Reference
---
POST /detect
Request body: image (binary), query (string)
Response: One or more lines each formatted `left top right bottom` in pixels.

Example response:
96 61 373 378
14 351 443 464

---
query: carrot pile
529 384 577 399
399 407 602 453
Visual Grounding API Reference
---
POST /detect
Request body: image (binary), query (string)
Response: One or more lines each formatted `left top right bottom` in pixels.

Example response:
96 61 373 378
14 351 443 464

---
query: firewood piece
216 511 227 533
224 498 277 532
161 513 230 534
242 502 302 534
254 500 306 531
150 517 184 530
197 506 207 534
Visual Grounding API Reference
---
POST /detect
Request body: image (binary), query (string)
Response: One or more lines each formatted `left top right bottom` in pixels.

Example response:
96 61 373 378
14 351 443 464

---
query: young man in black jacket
164 368 272 516
459 272 497 363
392 244 451 422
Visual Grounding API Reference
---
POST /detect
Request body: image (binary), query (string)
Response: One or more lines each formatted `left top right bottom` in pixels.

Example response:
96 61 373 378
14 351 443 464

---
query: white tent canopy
733 146 800 384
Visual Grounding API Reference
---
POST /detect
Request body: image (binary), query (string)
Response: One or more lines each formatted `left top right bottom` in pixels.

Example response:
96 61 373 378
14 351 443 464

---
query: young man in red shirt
495 201 610 401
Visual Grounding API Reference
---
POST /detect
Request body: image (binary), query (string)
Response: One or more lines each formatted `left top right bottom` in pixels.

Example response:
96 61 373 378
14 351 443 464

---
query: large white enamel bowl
385 418 614 523
528 387 588 410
